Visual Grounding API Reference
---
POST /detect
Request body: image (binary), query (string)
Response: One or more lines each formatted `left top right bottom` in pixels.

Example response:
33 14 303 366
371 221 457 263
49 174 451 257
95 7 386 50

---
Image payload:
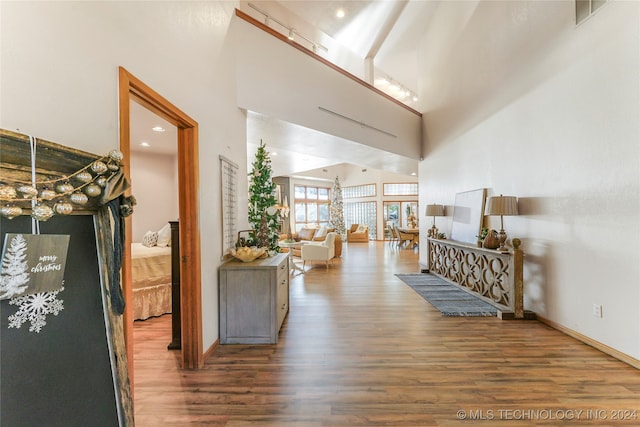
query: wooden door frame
118 67 203 375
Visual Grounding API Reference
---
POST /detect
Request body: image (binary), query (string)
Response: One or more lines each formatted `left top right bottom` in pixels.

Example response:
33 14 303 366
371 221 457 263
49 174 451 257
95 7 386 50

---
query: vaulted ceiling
133 0 438 177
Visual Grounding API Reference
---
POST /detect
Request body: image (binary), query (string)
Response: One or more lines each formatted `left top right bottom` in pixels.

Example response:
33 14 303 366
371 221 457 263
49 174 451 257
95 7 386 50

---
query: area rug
395 273 497 317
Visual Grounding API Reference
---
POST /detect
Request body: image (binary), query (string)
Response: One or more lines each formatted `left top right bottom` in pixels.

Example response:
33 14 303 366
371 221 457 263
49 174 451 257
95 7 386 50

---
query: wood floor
133 242 640 426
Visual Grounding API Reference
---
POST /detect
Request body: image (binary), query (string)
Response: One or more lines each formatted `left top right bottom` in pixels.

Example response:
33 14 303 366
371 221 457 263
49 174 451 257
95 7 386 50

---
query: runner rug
395 273 497 317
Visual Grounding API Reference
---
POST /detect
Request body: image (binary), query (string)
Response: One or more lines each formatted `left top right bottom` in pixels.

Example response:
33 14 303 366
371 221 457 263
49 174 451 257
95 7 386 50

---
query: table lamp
425 204 444 238
485 195 518 252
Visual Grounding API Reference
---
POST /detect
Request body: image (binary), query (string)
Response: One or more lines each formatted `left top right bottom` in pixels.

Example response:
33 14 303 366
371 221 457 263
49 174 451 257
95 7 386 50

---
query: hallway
133 242 640 426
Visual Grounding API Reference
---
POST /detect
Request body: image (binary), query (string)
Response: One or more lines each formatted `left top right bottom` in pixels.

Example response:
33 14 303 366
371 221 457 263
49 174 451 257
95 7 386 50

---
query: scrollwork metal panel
427 239 515 312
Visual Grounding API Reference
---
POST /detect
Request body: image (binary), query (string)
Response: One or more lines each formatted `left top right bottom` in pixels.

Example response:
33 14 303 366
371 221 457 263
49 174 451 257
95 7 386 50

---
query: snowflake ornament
8 286 64 333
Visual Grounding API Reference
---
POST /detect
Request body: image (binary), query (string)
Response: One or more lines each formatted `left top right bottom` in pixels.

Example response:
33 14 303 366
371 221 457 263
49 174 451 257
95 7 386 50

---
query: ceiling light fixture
336 9 345 18
248 3 328 53
152 126 165 132
374 73 419 105
140 142 150 147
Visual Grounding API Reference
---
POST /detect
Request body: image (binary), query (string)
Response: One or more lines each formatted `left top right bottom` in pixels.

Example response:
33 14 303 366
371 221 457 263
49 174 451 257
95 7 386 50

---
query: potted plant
476 227 489 247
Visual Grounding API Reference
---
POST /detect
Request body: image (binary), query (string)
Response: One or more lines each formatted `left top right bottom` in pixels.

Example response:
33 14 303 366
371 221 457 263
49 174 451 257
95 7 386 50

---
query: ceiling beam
365 0 409 60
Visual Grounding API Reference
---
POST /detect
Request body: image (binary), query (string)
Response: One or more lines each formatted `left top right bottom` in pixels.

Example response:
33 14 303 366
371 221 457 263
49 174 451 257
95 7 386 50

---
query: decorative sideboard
426 238 528 319
219 252 289 344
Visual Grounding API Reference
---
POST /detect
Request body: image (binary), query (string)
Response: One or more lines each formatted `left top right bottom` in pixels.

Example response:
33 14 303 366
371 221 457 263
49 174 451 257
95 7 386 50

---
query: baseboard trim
202 338 219 364
537 315 640 370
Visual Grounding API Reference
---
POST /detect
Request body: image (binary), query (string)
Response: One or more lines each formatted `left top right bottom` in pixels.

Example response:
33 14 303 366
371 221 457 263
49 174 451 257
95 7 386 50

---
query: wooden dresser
219 252 289 344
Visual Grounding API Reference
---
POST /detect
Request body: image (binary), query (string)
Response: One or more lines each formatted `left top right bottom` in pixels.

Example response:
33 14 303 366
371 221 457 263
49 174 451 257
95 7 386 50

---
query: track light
248 3 327 53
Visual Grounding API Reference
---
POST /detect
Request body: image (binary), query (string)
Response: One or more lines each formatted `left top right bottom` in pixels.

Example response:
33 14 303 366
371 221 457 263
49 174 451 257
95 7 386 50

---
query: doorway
118 67 204 383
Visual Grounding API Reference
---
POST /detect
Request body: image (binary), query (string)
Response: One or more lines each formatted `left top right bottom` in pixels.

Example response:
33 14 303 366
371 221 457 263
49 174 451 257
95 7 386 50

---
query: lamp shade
425 204 444 217
485 195 518 216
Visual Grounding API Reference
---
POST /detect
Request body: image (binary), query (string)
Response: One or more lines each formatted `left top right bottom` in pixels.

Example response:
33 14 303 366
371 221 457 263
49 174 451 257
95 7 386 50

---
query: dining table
398 228 419 247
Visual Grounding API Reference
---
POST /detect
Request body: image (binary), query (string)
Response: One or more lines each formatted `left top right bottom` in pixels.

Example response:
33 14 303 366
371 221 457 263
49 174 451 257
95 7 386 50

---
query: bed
131 242 172 320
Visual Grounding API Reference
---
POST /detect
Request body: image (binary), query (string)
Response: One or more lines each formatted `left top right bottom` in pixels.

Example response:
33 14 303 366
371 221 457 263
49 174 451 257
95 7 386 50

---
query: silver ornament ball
1 205 23 219
70 192 89 205
56 182 74 194
108 150 124 163
0 185 18 199
75 171 94 183
95 176 108 188
54 202 74 215
17 185 38 198
91 161 108 175
84 184 102 197
32 204 54 221
40 189 57 201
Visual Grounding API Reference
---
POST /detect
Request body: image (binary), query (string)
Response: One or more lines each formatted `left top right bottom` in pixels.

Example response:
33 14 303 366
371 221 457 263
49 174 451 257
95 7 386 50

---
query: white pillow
315 225 327 239
156 223 172 247
356 224 367 233
142 230 158 247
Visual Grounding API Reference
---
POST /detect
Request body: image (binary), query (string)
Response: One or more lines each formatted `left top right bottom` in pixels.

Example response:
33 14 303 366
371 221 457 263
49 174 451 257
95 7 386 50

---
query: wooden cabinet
219 253 289 344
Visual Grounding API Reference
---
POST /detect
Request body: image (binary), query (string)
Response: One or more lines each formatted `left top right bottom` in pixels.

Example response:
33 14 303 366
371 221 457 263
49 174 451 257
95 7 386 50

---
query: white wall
238 1 366 80
0 1 248 351
418 1 640 359
232 16 422 161
129 152 179 243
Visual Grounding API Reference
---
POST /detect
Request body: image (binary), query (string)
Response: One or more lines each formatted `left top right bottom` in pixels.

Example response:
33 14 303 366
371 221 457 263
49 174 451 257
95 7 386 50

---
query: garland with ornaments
0 149 125 221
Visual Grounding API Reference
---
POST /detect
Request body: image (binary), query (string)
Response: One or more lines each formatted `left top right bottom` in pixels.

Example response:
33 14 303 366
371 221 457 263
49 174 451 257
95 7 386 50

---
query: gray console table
219 252 289 344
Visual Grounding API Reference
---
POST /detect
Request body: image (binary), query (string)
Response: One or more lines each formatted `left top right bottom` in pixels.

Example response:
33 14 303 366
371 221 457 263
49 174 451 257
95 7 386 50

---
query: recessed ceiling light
411 172 417 176
152 126 165 132
140 142 150 147
271 152 278 156
336 9 345 18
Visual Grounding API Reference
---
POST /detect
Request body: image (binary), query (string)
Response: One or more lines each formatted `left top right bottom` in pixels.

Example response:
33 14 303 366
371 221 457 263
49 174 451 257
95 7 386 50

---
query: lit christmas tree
329 176 346 237
248 140 280 252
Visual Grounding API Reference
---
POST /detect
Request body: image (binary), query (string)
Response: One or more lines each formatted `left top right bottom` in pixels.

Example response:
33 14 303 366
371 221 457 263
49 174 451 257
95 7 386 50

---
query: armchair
347 224 369 242
301 232 336 270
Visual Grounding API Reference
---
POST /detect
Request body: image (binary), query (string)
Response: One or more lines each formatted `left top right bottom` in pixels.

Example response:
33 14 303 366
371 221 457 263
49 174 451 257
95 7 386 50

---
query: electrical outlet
593 304 603 318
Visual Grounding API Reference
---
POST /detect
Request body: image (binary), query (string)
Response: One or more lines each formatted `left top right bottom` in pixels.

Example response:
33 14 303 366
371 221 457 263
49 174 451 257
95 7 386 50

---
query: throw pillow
156 223 171 247
314 225 328 239
142 230 158 247
298 228 316 241
356 224 367 233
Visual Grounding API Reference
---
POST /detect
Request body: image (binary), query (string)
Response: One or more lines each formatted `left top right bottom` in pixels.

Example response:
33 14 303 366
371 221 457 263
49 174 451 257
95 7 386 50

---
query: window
343 183 376 198
345 201 376 239
383 201 419 229
293 185 331 231
383 183 418 196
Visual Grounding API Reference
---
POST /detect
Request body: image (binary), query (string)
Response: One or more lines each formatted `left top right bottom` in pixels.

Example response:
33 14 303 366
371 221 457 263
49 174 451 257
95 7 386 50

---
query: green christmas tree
248 140 280 252
329 176 346 237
